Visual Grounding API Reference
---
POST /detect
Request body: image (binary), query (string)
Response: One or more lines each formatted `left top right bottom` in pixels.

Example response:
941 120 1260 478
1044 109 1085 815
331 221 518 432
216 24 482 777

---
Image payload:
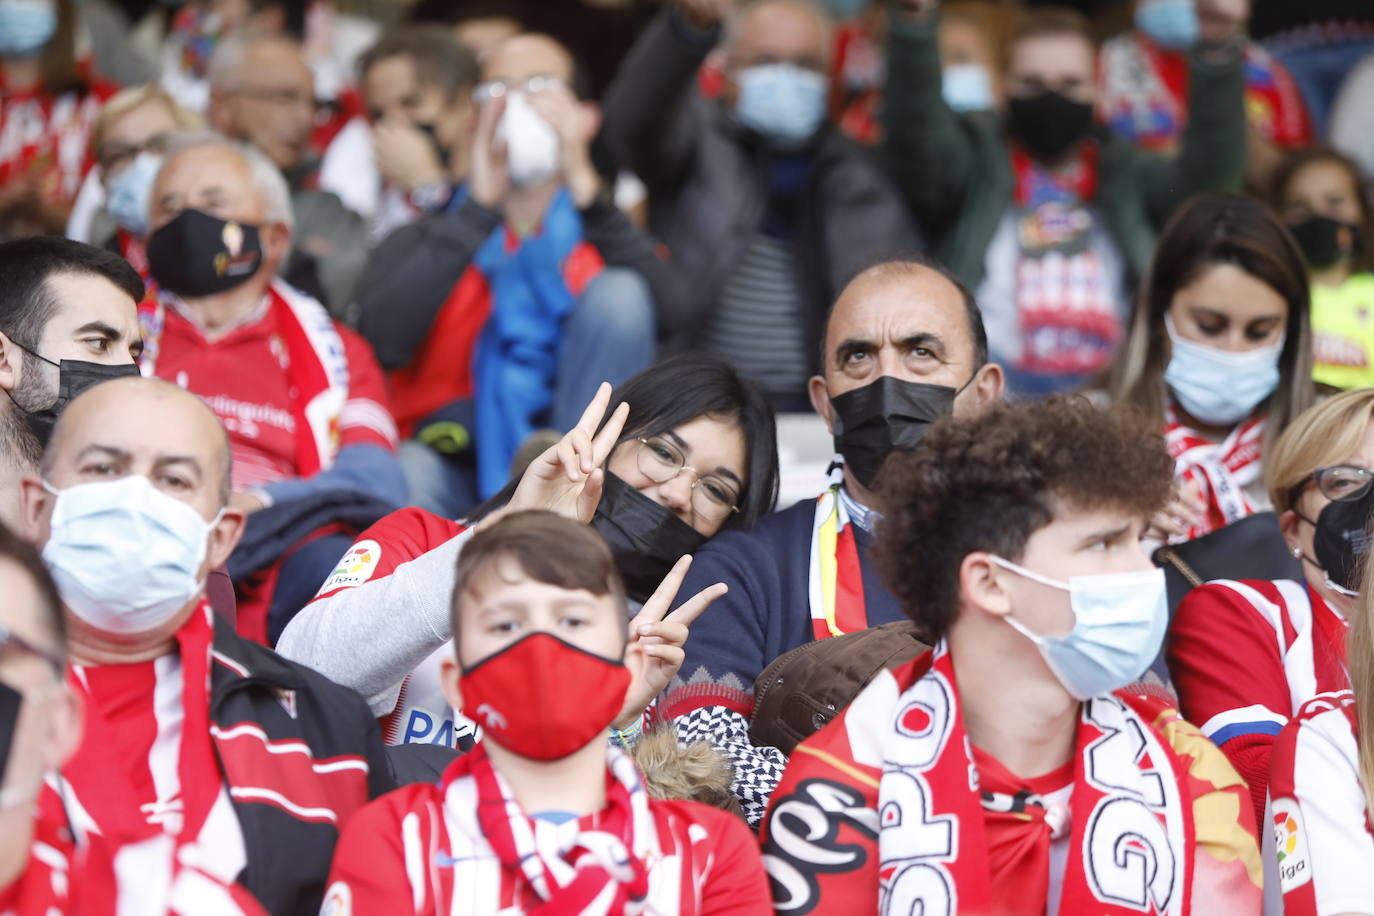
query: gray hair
207 34 303 92
158 128 295 231
722 0 834 68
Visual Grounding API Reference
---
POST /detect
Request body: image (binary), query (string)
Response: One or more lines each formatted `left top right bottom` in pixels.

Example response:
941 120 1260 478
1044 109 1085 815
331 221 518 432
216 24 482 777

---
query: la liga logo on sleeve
317 540 382 594
1273 798 1311 890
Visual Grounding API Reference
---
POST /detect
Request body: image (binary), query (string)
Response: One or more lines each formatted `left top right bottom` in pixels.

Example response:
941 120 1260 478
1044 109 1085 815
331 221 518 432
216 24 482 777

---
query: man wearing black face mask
662 259 1005 824
885 0 1247 396
0 237 143 538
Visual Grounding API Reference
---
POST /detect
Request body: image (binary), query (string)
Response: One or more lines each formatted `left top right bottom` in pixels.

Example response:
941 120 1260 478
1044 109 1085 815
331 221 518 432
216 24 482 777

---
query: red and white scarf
138 280 349 477
56 605 244 879
434 745 663 915
1164 405 1266 540
876 644 1195 915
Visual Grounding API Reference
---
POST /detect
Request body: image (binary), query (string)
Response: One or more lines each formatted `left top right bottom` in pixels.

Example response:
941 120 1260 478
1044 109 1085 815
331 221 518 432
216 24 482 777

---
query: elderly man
599 0 922 408
664 259 1005 823
139 130 405 643
16 376 392 915
354 31 662 517
207 35 369 317
0 237 143 534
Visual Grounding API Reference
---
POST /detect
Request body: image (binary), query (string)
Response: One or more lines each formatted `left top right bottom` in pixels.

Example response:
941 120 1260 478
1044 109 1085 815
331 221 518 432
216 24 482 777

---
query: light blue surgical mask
41 475 221 635
1135 0 1199 51
942 64 995 112
990 555 1168 701
104 151 162 237
1163 313 1284 426
0 0 57 55
735 63 828 148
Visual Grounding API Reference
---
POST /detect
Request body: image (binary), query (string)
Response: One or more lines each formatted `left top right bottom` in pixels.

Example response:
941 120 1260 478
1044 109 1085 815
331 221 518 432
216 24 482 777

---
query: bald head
43 376 232 509
724 0 831 72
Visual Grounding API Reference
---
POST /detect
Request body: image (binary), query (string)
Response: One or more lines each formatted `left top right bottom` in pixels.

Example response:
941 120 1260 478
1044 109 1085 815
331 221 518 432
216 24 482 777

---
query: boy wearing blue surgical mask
760 396 1264 914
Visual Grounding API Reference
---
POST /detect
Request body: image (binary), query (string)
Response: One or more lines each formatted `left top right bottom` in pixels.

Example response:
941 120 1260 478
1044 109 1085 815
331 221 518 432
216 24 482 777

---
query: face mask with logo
105 152 162 237
1006 90 1095 162
0 0 57 55
495 92 561 189
459 631 631 760
943 64 996 112
1289 215 1362 271
829 375 963 489
42 475 221 635
146 209 264 299
1299 486 1374 597
1135 0 1200 51
3 344 141 447
592 471 707 604
990 555 1168 700
1163 313 1284 426
734 63 828 148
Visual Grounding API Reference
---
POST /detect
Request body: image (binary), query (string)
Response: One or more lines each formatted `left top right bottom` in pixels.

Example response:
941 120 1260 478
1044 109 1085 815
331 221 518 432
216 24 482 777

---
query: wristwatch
408 181 453 213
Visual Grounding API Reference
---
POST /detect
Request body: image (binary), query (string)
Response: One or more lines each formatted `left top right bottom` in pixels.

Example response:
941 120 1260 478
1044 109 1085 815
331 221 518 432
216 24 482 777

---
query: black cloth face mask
592 470 708 604
829 375 963 489
1006 90 1096 162
0 680 19 801
4 344 141 447
1300 486 1374 595
1289 215 1362 270
146 208 264 299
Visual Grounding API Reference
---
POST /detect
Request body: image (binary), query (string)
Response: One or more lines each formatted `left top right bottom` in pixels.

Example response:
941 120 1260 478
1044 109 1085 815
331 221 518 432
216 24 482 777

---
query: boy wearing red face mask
320 511 771 915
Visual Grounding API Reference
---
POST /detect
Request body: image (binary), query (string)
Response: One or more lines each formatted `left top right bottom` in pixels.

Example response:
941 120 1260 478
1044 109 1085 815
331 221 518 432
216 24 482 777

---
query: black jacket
207 612 393 915
598 9 923 357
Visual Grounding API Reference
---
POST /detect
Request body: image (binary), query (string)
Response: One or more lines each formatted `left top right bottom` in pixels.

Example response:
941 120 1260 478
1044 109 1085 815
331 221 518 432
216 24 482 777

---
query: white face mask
990 555 1168 701
41 475 221 635
496 91 561 189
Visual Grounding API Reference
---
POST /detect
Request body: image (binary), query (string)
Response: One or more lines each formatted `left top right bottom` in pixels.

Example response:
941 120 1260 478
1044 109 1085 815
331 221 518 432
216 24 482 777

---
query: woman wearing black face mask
1271 146 1374 392
1168 388 1374 833
275 353 779 753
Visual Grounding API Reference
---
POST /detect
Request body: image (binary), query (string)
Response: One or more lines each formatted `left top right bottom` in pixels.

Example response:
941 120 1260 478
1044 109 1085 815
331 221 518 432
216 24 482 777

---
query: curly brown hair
874 396 1173 640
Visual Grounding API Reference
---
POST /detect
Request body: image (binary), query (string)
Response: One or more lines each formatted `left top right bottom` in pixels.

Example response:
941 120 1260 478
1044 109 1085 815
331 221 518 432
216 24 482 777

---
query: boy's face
453 556 626 668
990 504 1153 639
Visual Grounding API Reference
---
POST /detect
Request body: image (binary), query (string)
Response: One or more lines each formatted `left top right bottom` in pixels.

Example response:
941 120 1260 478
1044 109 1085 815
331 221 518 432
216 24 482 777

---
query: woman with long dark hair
276 353 779 750
1109 192 1315 543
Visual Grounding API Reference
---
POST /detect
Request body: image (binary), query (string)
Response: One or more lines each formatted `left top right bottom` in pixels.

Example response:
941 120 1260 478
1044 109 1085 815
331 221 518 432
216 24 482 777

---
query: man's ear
577 101 601 142
0 330 23 394
439 656 464 712
970 362 1005 407
18 475 53 545
808 374 835 435
960 551 1012 620
263 222 293 265
206 507 247 570
45 685 83 770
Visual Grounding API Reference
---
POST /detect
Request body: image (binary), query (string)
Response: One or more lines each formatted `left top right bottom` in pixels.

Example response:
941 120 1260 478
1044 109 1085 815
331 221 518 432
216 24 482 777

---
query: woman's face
97 100 180 184
1166 263 1288 353
605 413 749 538
1280 160 1364 228
1286 417 1374 613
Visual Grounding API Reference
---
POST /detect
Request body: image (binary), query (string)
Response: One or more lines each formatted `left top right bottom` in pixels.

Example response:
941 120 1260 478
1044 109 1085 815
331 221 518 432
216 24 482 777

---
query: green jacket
883 16 1248 291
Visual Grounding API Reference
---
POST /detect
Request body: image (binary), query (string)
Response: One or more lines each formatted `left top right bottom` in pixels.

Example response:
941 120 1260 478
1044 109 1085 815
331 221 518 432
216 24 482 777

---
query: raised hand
676 0 735 29
372 120 445 194
469 94 510 209
614 554 728 729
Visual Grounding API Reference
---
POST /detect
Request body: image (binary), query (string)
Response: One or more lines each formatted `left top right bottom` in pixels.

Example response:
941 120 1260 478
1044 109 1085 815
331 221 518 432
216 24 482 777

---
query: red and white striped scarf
1164 405 1266 540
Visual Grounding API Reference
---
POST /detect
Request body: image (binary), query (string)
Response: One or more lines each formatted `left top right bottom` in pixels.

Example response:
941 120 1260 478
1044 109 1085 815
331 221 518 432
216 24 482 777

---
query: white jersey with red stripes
1268 690 1374 916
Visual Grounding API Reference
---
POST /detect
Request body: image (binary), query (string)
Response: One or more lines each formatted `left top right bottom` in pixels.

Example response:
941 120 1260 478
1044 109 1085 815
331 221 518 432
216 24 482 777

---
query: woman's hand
1148 475 1208 541
614 555 727 730
477 382 630 532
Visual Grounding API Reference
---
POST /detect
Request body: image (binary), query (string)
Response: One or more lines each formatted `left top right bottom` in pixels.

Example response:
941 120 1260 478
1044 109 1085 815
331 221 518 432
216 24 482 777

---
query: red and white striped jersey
1268 691 1374 916
1168 578 1348 824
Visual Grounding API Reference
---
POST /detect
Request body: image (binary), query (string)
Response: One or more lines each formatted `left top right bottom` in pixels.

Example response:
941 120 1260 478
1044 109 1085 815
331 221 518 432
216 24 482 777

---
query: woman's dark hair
1269 144 1374 273
471 354 779 528
1107 193 1315 450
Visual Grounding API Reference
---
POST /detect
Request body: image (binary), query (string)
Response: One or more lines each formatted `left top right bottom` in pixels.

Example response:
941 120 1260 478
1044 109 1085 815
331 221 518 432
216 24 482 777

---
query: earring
1292 547 1302 558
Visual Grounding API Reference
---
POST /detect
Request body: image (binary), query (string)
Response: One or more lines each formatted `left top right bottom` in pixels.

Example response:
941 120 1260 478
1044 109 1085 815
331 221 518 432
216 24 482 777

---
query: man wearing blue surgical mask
16 375 393 914
600 0 922 409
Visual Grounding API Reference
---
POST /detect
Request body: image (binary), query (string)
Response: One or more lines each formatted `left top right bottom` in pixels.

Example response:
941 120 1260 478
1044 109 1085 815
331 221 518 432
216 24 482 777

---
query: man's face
811 269 982 432
212 41 316 172
992 504 1154 640
150 146 265 233
1005 33 1096 105
4 273 142 417
0 558 74 811
364 55 449 129
723 1 828 105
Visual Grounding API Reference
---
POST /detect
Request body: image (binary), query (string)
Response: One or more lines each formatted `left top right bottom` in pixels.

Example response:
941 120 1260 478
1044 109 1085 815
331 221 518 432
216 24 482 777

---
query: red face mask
459 632 632 760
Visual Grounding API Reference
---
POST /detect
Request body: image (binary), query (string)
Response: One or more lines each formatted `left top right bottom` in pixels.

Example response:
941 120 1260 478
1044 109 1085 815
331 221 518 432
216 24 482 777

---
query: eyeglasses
472 74 566 105
97 133 171 175
635 437 741 524
1291 464 1374 505
0 624 64 676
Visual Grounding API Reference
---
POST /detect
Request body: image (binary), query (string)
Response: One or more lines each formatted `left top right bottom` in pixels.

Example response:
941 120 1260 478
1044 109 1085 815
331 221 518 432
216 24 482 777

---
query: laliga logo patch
1273 798 1311 891
317 540 382 594
319 881 352 916
475 703 508 730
